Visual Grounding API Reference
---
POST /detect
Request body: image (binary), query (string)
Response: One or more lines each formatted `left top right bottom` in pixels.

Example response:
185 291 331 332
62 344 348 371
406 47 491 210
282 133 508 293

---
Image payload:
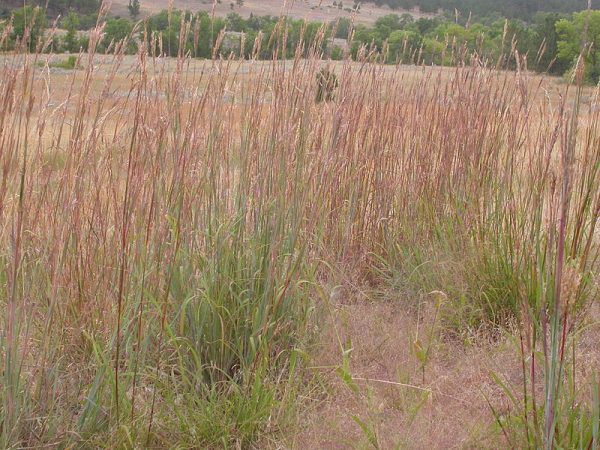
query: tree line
2 6 600 83
348 11 600 80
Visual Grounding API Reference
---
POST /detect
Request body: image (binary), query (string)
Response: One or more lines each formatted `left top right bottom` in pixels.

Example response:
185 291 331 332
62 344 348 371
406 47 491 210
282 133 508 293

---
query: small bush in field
316 67 339 102
50 55 78 69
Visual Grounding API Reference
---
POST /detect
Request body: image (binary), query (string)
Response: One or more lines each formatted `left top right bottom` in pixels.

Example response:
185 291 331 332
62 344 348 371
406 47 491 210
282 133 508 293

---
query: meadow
0 15 599 449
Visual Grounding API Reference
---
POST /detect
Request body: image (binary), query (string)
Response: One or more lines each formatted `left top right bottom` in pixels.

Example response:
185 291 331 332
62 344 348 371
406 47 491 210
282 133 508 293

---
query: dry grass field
1 19 600 449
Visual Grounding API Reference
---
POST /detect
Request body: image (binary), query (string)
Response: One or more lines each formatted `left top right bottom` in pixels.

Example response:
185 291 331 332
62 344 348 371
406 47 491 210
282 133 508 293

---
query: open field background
1 20 600 449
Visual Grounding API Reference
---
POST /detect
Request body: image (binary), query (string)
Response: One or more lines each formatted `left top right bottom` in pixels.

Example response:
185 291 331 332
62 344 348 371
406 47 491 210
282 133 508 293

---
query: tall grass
0 5 598 448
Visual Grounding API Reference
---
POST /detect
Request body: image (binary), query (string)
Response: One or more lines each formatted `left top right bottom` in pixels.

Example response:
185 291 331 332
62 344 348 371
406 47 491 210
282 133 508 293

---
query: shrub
316 67 339 102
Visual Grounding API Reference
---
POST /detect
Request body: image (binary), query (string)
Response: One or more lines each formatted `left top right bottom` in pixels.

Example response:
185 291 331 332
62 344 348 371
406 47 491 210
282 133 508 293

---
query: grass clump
50 55 79 69
316 67 339 102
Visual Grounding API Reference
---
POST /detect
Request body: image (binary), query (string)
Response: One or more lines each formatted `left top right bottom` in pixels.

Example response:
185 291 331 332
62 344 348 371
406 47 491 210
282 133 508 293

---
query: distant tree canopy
100 17 136 53
142 11 328 59
556 10 600 82
5 6 47 49
2 1 600 84
136 8 600 83
343 10 600 80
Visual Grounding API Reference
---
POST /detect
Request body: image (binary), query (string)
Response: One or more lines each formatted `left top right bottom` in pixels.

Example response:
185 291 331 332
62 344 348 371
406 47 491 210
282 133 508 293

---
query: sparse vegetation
47 54 79 68
0 4 598 450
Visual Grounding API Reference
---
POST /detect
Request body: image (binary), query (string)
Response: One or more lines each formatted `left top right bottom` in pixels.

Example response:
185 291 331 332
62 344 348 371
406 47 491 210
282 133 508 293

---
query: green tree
388 29 421 62
532 12 567 74
374 14 401 32
331 45 344 60
226 12 245 32
415 17 440 35
421 37 445 65
334 17 351 39
556 10 600 83
100 17 136 54
62 11 80 53
11 6 47 50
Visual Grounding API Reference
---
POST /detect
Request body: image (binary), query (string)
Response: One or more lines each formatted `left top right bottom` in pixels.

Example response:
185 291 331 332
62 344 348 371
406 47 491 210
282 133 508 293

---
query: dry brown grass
292 291 600 449
296 297 505 449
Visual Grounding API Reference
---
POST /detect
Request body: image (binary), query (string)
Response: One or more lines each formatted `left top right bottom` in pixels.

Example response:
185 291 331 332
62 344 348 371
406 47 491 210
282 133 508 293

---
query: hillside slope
109 0 432 25
354 0 596 18
1 0 99 17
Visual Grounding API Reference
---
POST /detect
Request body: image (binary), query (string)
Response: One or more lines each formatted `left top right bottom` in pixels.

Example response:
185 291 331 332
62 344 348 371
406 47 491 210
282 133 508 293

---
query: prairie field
1 19 600 450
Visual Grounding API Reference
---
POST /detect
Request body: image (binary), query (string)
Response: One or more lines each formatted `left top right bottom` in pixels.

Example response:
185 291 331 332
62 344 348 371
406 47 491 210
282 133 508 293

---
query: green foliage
334 16 351 38
491 358 600 449
150 217 312 447
144 10 331 59
49 55 78 68
174 223 311 386
331 45 344 60
62 11 80 53
100 17 136 54
4 1 600 82
375 222 522 332
49 0 99 15
388 29 421 62
557 10 600 82
10 6 47 50
226 12 245 31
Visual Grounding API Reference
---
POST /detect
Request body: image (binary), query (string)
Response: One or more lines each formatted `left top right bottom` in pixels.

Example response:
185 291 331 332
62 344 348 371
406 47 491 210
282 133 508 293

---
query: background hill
2 0 598 23
367 0 597 19
108 0 429 26
109 0 600 22
111 0 598 22
2 0 99 16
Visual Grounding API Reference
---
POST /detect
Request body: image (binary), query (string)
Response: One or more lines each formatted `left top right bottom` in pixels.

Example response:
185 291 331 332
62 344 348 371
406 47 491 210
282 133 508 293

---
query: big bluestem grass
0 5 598 448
